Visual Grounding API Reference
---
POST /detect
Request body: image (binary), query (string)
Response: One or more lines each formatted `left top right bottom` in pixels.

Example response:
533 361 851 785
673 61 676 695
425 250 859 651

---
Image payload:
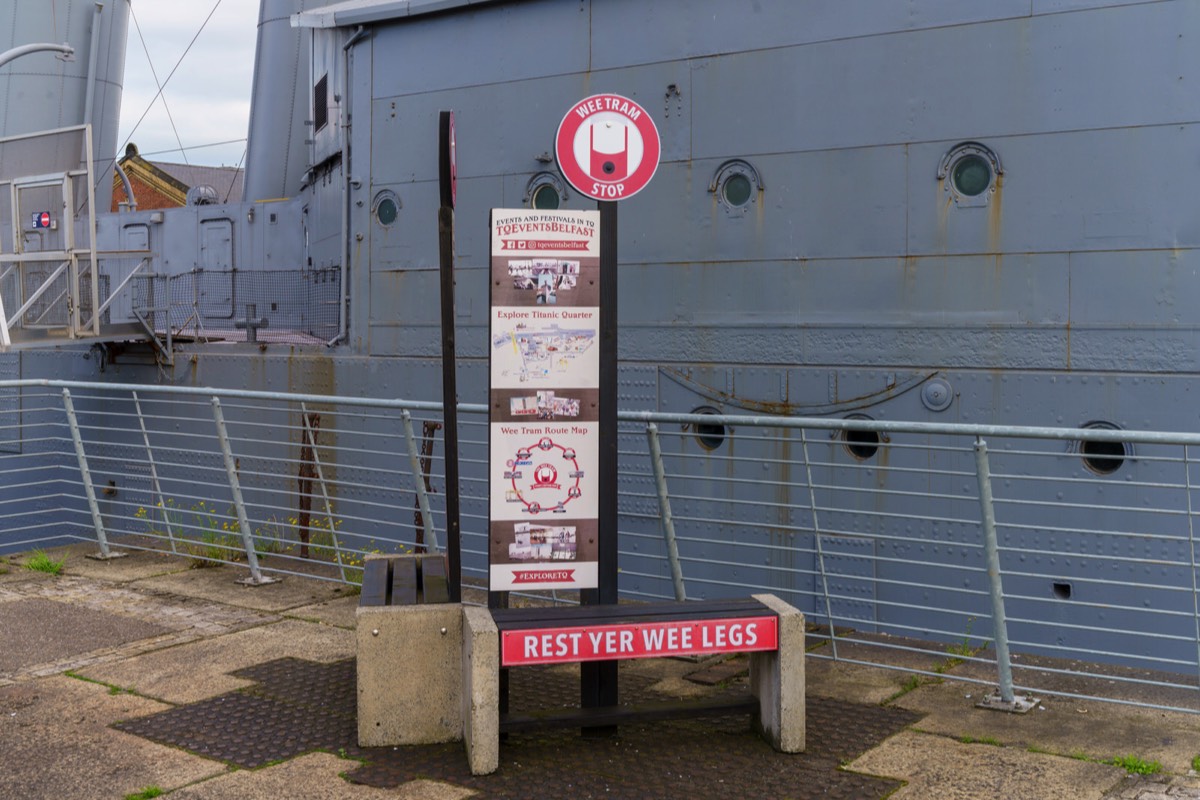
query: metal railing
132 268 342 347
2 378 1200 713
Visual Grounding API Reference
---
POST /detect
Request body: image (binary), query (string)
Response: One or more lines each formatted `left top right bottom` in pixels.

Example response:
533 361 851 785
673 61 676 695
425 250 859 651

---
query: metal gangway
0 124 148 349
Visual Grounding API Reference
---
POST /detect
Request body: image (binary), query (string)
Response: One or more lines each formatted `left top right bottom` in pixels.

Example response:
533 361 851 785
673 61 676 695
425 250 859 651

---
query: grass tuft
959 735 1003 747
1109 754 1163 775
124 788 164 800
25 549 64 575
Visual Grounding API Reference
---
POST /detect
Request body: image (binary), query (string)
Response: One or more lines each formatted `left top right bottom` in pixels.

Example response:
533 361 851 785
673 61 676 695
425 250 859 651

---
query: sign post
555 93 660 726
486 93 659 730
438 110 461 602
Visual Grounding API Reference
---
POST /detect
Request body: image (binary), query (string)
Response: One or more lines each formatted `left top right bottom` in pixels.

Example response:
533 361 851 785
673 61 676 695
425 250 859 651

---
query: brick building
110 143 244 211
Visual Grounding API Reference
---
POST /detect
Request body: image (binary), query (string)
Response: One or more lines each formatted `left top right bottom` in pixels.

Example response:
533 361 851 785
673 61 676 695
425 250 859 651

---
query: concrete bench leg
462 606 499 775
750 593 805 753
357 603 463 746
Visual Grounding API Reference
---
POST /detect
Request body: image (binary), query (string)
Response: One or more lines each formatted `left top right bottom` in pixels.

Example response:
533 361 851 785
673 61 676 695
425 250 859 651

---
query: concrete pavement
2 543 1199 799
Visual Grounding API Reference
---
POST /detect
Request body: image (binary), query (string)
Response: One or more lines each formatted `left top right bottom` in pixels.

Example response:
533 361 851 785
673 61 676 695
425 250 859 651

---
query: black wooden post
581 198 619 728
438 110 461 602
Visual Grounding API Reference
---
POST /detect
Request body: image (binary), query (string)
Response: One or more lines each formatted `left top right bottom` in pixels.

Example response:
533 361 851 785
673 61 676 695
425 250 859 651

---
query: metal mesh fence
134 268 340 345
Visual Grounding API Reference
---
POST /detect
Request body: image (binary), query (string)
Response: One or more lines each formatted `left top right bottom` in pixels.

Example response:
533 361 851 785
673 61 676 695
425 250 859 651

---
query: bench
462 593 804 774
357 553 457 746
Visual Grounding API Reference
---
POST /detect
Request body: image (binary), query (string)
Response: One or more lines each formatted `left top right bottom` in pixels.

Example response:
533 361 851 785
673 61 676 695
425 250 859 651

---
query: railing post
1184 445 1200 688
800 428 837 660
211 396 277 585
62 388 124 559
973 437 1036 712
301 402 347 581
132 391 177 554
646 422 686 601
402 409 439 552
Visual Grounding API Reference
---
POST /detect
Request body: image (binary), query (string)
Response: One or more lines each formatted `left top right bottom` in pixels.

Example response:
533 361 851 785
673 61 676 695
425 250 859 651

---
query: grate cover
116 657 920 799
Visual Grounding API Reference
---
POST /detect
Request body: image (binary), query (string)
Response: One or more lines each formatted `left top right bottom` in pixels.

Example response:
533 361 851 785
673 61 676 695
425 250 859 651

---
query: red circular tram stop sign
555 93 660 201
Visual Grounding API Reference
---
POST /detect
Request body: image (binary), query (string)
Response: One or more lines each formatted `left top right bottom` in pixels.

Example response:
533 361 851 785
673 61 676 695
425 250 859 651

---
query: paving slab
78 618 355 703
804 634 957 705
0 675 226 798
848 729 1128 800
33 542 194 582
891 677 1200 774
0 596 172 675
0 562 57 585
6 574 275 635
0 574 277 684
131 564 352 611
1103 774 1200 798
286 593 361 628
168 752 474 799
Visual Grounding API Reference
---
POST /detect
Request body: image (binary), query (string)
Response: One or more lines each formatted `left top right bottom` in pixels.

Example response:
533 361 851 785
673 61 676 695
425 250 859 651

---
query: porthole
532 183 560 209
842 414 880 460
372 190 400 226
722 173 753 207
524 172 567 209
937 142 1002 207
1078 421 1128 475
689 406 726 450
709 159 762 213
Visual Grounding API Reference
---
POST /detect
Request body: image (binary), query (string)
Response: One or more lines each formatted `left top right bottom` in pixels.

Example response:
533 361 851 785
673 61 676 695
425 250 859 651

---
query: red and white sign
32 211 51 229
501 615 778 666
555 93 660 201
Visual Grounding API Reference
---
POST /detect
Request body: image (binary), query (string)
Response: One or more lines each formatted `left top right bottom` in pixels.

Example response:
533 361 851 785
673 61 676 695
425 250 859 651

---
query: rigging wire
93 0 225 192
129 5 190 166
136 138 247 160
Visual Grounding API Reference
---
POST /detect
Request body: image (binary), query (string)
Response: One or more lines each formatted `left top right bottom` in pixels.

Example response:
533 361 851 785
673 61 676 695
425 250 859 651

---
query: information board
489 209 602 592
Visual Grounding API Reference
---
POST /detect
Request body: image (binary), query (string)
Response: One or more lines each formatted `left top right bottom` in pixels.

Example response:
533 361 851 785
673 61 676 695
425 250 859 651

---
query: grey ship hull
3 0 1199 668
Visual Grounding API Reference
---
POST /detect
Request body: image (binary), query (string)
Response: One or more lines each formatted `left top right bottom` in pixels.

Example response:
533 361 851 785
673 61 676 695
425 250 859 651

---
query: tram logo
590 123 628 180
532 463 559 489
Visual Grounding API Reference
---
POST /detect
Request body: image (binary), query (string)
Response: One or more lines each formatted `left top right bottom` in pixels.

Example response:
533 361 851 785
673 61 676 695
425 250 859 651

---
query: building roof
111 144 244 210
155 161 245 205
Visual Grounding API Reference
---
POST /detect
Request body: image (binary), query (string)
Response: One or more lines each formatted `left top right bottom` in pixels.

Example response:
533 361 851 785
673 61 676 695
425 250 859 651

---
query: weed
65 670 138 696
1109 754 1163 775
934 617 984 673
25 549 64 575
880 674 923 705
1069 750 1092 762
1026 744 1053 755
1192 754 1200 773
124 788 163 800
959 735 1003 747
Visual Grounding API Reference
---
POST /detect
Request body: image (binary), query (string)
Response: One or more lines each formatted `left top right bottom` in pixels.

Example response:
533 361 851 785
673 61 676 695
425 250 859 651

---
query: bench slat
492 599 770 630
360 558 389 607
390 557 418 606
499 695 758 733
421 554 450 604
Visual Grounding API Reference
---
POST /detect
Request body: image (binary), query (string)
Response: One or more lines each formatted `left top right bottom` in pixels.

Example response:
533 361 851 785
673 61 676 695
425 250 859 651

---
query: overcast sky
117 0 261 167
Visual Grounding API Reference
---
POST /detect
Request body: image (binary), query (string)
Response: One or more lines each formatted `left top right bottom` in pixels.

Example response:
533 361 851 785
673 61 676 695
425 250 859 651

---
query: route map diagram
491 423 597 522
492 322 598 386
502 434 585 515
